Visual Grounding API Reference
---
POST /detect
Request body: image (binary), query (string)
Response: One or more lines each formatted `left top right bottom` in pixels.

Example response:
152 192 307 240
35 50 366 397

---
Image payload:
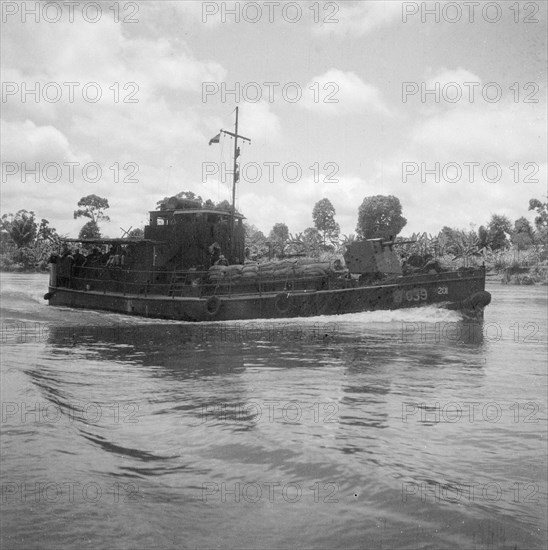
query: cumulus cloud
313 0 403 36
409 101 546 162
239 173 371 236
238 101 282 145
301 69 389 115
1 119 84 164
377 95 547 233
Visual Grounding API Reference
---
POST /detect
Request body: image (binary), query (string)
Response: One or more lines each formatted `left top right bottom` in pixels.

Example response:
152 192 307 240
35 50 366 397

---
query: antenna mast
218 107 251 260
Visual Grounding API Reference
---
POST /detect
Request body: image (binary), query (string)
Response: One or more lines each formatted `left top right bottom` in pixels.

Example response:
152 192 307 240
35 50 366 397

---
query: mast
216 108 251 261
230 106 239 256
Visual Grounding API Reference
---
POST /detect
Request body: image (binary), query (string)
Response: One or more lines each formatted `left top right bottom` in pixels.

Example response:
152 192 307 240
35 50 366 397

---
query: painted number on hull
394 288 427 304
437 286 449 295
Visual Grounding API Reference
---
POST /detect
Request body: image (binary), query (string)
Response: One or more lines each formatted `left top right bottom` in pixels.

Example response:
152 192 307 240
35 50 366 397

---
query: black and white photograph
1 1 547 548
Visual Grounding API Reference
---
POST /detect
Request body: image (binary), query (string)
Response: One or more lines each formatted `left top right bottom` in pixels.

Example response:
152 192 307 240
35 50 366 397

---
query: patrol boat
44 108 490 321
44 201 490 322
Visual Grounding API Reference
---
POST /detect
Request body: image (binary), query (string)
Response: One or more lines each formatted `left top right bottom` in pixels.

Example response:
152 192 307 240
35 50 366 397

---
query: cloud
424 67 482 90
238 101 282 145
313 1 403 36
376 93 547 233
239 173 371 236
409 101 546 162
1 13 226 123
301 69 389 115
0 119 84 164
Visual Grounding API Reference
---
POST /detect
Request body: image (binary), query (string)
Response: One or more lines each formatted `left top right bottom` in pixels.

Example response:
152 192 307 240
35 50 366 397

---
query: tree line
0 194 118 270
246 195 548 266
2 192 546 271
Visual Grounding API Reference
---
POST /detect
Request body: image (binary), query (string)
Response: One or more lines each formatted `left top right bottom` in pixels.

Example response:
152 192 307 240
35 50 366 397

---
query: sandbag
225 265 243 274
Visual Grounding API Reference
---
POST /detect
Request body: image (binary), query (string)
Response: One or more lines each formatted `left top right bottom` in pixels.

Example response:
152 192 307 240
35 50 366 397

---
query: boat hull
46 268 489 322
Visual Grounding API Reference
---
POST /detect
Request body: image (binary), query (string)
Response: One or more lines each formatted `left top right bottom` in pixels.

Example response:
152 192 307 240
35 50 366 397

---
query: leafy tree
127 227 144 238
244 223 268 258
1 210 38 248
0 211 59 270
477 225 489 249
245 223 266 245
215 200 232 213
74 194 110 225
302 227 322 249
487 214 512 251
511 217 534 250
296 227 320 257
356 195 407 240
312 198 340 245
78 220 101 240
268 223 289 245
438 226 462 256
529 198 548 230
37 219 57 242
157 191 203 210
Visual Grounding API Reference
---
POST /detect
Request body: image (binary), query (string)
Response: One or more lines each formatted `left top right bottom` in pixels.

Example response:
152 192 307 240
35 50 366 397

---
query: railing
54 263 482 299
56 265 342 298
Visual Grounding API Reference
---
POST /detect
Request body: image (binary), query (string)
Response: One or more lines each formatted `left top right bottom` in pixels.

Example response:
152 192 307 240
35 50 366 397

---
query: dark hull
47 268 489 322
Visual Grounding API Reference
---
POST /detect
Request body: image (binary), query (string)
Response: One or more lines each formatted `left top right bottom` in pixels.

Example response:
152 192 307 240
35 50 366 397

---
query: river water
0 273 546 549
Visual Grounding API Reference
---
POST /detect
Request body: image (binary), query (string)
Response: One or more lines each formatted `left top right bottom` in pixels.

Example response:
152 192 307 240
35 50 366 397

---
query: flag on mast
208 133 220 146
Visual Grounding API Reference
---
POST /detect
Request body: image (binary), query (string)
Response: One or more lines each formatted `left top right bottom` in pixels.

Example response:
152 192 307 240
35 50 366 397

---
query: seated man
106 246 121 267
72 249 86 277
57 247 74 287
208 242 221 267
214 254 229 266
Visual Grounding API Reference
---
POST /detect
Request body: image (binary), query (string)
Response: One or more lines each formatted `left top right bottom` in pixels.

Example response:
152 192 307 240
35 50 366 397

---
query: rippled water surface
1 273 547 549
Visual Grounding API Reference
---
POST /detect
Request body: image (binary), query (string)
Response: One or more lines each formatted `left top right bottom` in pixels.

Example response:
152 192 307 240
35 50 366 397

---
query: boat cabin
144 205 245 269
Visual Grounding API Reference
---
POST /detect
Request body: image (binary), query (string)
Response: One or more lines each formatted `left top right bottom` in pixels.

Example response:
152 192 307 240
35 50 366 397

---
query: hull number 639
393 288 428 304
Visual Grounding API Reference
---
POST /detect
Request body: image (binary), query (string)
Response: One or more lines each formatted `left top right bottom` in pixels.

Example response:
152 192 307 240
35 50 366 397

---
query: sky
1 0 547 239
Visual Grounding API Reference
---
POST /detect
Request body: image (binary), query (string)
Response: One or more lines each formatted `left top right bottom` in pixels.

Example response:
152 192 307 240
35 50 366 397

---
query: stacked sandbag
224 264 244 282
208 265 226 281
241 263 259 280
254 260 297 280
208 259 342 284
295 261 332 278
208 264 246 283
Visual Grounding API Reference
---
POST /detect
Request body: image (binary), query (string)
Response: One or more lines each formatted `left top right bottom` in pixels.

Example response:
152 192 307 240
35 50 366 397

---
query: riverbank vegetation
2 194 546 284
